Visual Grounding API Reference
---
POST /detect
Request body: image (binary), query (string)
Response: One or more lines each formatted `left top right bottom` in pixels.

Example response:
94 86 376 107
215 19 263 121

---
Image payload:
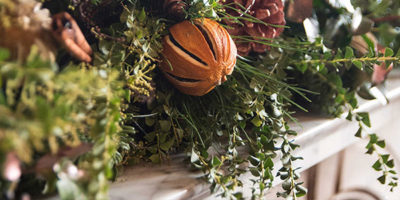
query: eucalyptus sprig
353 113 399 191
284 35 400 191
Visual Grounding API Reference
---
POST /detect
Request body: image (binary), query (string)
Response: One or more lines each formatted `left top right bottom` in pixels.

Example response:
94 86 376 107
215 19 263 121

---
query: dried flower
222 0 286 55
3 152 21 182
0 0 55 61
6 0 52 31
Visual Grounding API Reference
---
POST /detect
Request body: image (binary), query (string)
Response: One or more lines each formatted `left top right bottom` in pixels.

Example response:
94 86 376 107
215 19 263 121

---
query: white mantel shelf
108 71 400 200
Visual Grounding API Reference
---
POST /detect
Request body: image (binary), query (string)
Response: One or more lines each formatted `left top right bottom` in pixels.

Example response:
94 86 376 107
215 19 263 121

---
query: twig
372 15 400 23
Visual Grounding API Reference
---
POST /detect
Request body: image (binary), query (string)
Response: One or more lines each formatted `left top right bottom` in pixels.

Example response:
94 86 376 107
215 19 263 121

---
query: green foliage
95 1 166 99
184 0 221 19
0 46 124 199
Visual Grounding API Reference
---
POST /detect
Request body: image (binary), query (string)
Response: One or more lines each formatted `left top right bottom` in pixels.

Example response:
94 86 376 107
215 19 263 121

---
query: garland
0 0 399 199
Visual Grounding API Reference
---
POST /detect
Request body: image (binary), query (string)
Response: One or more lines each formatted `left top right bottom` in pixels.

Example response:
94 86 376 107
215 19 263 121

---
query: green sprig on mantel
0 0 400 199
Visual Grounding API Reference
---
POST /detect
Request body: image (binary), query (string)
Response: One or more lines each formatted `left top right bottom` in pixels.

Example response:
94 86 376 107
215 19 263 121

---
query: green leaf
251 116 263 127
265 157 274 168
138 8 146 22
282 180 291 191
385 48 394 57
335 49 344 59
99 39 112 55
42 178 57 194
149 153 160 163
159 120 171 132
395 46 400 58
369 133 378 143
145 117 155 126
378 175 386 184
264 168 273 180
327 74 343 88
259 182 265 192
346 111 353 121
279 171 289 179
352 60 363 69
250 167 260 177
365 147 374 154
160 138 174 151
144 131 156 142
260 134 268 145
345 47 354 59
291 156 303 161
248 156 260 166
281 154 291 167
211 156 222 167
263 141 275 151
349 97 358 109
387 159 395 168
233 192 243 199
362 34 375 51
287 130 297 136
296 63 308 73
372 160 382 171
382 154 390 163
324 51 332 59
354 127 362 138
289 143 300 150
295 185 307 197
376 140 386 148
358 112 371 127
317 63 325 72
0 48 10 61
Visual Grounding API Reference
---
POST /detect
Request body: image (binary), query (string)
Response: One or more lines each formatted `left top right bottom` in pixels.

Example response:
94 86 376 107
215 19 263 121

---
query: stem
239 0 255 17
170 117 180 145
300 56 399 65
289 167 298 200
372 15 400 23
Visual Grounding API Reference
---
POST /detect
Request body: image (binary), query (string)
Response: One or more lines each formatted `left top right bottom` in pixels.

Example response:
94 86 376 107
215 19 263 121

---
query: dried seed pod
51 12 92 63
160 18 237 96
163 0 187 20
286 0 313 23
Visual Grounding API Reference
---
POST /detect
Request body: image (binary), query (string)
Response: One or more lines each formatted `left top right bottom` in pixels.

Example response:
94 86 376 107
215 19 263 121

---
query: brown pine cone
222 0 286 55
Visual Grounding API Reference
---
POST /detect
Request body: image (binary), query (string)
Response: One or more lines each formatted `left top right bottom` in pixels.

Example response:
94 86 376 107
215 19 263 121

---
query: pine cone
222 0 286 55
